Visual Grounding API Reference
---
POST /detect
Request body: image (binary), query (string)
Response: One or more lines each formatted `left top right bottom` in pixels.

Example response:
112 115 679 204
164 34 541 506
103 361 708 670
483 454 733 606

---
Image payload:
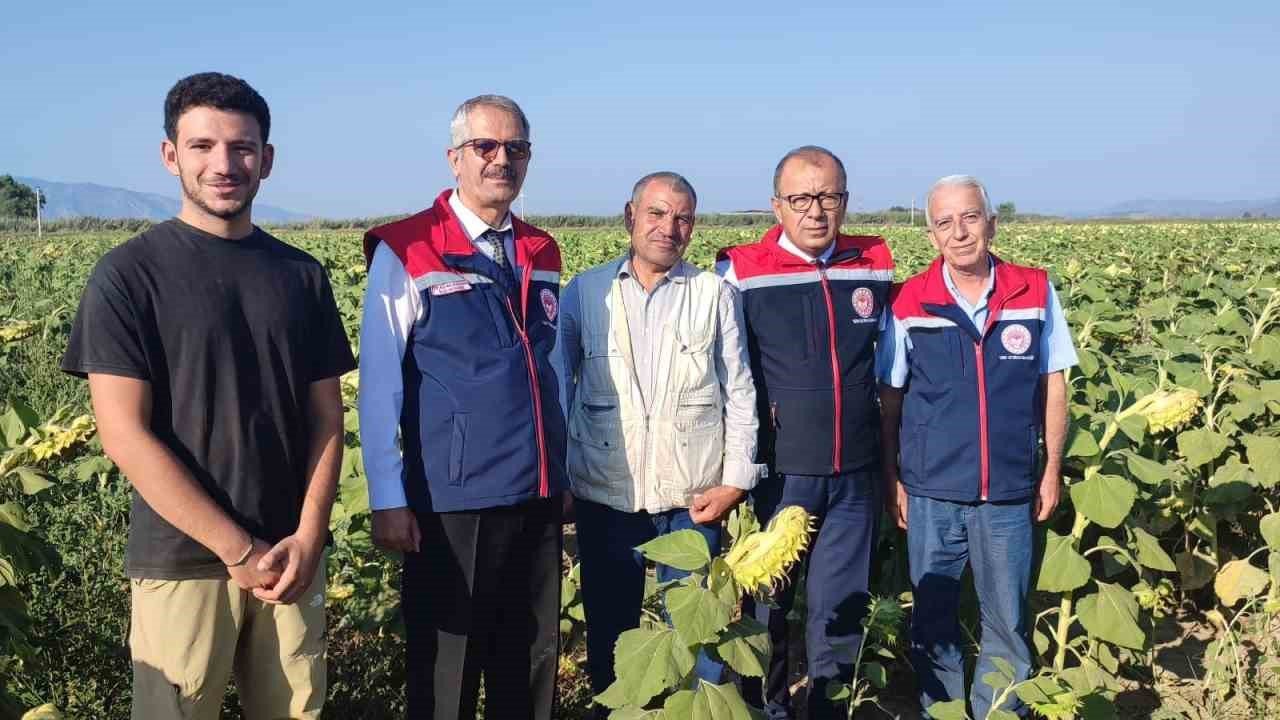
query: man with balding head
557 172 764 706
717 147 894 719
878 175 1076 718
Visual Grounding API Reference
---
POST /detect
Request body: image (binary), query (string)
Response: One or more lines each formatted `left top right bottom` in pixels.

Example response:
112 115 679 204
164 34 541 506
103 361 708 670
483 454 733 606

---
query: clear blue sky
2 0 1276 217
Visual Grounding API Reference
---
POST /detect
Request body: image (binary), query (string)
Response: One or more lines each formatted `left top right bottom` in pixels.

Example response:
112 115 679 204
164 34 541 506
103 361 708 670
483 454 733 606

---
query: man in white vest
557 171 765 704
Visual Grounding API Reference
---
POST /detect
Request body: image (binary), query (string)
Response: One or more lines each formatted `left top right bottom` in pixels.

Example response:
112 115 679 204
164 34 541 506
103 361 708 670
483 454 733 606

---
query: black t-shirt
62 218 357 579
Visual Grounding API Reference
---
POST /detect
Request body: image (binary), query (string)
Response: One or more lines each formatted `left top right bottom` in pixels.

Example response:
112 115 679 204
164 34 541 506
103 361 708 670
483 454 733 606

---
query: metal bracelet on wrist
226 540 254 568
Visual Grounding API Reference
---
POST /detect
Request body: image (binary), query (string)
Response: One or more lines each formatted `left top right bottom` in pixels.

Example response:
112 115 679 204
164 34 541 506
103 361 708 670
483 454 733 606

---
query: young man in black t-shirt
62 72 355 719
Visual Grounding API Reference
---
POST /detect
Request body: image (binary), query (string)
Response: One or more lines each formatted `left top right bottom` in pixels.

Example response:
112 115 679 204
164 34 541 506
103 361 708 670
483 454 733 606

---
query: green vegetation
0 221 1277 718
0 178 44 220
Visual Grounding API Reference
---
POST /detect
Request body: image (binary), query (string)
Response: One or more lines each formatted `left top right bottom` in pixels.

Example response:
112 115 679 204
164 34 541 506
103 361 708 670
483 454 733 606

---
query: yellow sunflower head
723 505 815 598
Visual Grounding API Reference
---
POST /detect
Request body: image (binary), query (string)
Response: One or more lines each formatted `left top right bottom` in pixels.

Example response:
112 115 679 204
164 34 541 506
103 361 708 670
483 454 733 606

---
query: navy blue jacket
363 190 567 512
890 257 1050 502
719 226 895 476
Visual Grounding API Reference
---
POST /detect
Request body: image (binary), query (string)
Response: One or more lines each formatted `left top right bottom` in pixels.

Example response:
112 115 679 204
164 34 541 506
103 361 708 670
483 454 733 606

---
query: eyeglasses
777 192 847 212
455 138 532 161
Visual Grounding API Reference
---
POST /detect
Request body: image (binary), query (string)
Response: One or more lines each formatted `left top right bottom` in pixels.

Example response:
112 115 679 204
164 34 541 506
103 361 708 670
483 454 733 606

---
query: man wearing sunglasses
716 146 894 719
357 94 567 719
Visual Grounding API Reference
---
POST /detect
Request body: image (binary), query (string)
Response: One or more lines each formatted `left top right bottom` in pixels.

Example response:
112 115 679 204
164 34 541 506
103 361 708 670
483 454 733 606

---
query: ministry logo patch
1001 323 1033 355
852 287 875 319
540 288 559 322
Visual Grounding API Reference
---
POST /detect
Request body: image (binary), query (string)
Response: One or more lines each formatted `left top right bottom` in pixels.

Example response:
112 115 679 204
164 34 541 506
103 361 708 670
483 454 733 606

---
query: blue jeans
907 495 1034 719
741 470 880 720
575 499 724 696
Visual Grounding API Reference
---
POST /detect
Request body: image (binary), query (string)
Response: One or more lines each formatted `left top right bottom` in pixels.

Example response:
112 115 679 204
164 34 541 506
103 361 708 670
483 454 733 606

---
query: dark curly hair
164 72 271 144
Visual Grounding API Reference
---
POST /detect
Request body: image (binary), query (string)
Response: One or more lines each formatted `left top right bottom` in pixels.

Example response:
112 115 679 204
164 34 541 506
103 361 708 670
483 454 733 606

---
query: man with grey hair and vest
879 175 1077 718
717 146 894 719
556 171 764 710
358 94 568 719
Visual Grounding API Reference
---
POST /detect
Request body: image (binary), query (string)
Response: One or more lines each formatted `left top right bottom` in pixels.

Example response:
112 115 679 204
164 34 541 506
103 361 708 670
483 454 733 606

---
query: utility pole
519 192 526 219
910 197 915 226
35 187 42 238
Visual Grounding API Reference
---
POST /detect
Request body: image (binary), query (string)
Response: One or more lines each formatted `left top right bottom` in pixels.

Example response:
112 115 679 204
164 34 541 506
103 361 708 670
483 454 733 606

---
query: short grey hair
772 145 847 196
630 171 697 208
924 175 995 227
449 95 530 147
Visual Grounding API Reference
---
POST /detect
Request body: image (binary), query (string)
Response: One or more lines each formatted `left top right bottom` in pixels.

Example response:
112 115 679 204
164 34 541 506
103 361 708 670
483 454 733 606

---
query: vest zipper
505 296 550 498
817 265 842 474
974 341 990 500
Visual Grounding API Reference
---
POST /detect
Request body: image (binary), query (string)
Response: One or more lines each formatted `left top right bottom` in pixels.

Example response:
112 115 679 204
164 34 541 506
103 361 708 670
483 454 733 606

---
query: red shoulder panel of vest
717 224 893 279
834 233 894 271
512 216 561 273
892 255 1048 319
993 259 1048 311
363 189 560 276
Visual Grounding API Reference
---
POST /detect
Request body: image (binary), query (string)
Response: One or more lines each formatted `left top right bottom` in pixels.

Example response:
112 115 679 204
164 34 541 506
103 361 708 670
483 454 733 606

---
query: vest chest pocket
910 328 969 385
670 323 716 390
580 332 627 397
675 385 721 431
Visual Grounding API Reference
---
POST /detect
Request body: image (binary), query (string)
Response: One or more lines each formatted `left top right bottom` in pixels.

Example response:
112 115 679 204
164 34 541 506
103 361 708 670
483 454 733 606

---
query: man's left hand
689 486 746 525
252 532 325 605
1034 470 1061 523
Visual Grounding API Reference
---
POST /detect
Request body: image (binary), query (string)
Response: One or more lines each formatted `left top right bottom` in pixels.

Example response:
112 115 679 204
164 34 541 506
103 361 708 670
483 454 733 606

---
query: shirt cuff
722 461 768 492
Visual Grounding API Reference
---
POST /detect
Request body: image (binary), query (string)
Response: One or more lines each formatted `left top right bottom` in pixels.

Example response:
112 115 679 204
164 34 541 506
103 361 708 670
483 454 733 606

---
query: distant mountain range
1084 196 1280 220
10 175 1276 222
14 176 309 223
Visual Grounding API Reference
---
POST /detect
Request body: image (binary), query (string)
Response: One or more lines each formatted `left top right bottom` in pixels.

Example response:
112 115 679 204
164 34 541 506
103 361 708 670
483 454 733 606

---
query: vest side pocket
449 413 469 487
668 423 724 499
567 396 628 503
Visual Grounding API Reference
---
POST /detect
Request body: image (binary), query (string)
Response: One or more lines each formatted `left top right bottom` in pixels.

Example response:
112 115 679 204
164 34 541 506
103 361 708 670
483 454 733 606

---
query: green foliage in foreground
0 221 1277 718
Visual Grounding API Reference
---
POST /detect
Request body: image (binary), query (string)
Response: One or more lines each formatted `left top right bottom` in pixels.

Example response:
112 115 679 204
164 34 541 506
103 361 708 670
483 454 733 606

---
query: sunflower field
0 220 1277 719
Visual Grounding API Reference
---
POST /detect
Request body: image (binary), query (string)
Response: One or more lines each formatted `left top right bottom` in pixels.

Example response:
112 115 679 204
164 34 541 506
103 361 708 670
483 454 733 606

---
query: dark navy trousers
741 469 880 720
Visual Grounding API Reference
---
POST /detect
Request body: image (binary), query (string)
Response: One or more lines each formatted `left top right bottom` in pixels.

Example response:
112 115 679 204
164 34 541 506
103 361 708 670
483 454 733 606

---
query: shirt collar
942 256 996 306
617 255 690 284
449 188 513 244
778 232 835 264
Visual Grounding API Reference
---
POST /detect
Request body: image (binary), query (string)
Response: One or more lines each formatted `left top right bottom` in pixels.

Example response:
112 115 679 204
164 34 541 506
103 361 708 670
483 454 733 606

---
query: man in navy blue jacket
879 175 1077 719
357 95 568 720
718 146 894 720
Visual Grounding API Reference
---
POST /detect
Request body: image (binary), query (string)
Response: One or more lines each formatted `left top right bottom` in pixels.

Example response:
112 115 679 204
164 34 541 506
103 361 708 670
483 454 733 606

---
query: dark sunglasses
455 138 533 160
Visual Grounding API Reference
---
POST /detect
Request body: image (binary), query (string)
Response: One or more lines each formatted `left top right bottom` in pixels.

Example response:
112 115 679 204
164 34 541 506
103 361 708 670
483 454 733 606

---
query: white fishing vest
567 257 727 513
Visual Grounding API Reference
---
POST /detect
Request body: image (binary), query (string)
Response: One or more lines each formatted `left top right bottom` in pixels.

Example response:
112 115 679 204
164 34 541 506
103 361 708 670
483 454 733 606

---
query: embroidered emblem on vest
430 280 472 296
1001 323 1032 355
540 288 559 321
852 287 875 319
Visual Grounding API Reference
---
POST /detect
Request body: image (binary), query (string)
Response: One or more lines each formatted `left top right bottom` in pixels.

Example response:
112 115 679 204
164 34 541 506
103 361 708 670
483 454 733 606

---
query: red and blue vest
890 256 1049 502
718 226 894 476
363 190 567 512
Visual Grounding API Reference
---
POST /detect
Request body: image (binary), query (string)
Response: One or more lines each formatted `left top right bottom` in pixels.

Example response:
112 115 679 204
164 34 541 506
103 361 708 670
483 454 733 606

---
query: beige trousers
128 563 326 720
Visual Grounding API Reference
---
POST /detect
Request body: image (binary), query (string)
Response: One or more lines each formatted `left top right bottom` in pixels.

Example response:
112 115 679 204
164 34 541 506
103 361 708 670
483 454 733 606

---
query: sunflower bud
1123 387 1201 434
1031 690 1083 720
723 505 815 598
0 320 40 343
28 414 97 462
